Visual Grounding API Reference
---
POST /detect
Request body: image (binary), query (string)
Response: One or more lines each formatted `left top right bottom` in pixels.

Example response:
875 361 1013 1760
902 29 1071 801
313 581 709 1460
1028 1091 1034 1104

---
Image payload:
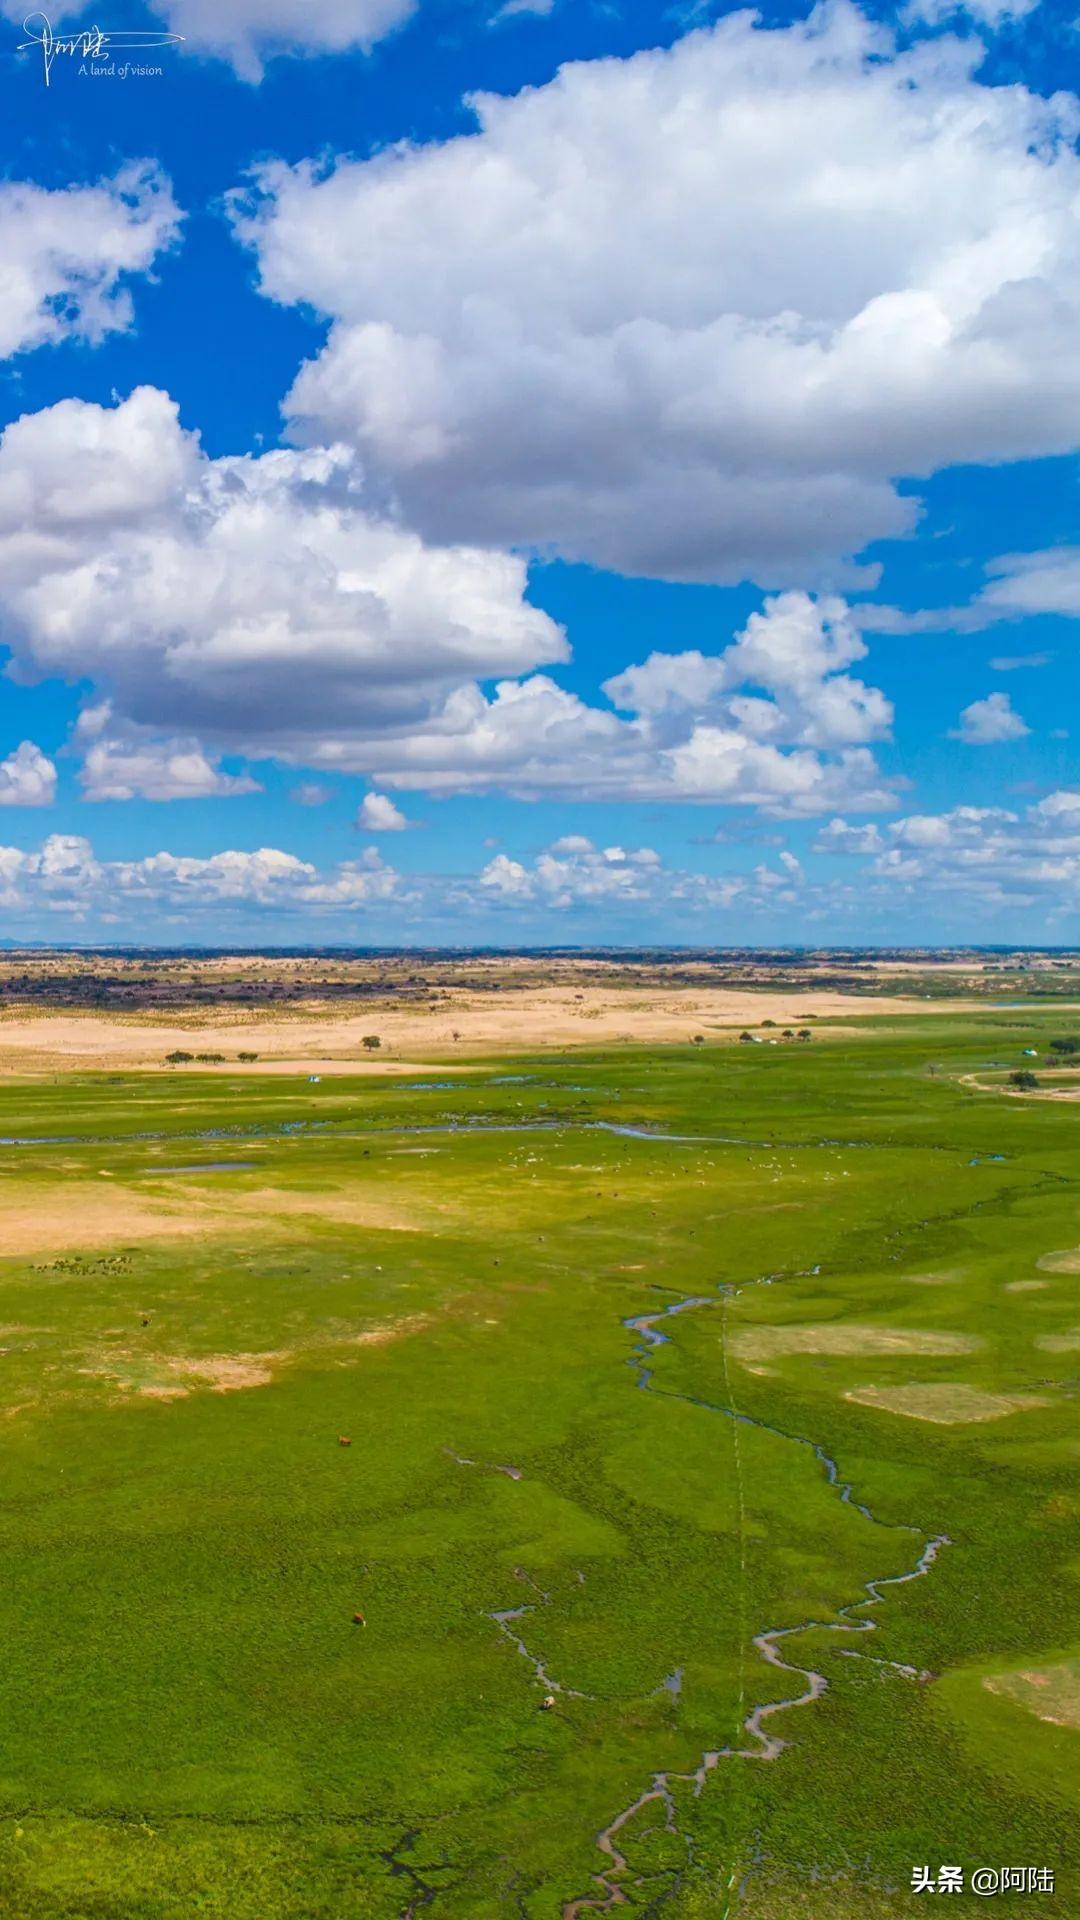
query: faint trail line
718 1290 748 1736
561 1273 950 1919
716 1290 747 1920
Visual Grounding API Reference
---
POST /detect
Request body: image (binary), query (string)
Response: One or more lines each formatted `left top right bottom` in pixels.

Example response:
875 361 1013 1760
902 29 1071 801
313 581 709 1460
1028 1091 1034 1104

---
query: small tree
237 1051 259 1062
361 1035 381 1051
782 1028 794 1039
165 1050 193 1064
1049 1037 1079 1056
1009 1070 1039 1090
797 1029 812 1042
692 1034 705 1045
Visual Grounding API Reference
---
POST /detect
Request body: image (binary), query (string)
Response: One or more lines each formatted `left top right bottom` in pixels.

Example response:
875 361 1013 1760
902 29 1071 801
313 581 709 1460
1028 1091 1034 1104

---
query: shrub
1009 1070 1039 1090
165 1050 193 1063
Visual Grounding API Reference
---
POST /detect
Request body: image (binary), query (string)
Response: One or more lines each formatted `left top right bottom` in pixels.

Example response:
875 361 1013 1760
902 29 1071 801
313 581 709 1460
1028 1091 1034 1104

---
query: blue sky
0 0 1076 944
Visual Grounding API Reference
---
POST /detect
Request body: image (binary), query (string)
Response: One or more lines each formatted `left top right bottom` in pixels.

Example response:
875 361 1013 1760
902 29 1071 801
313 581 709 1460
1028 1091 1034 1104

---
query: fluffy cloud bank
344 592 897 812
476 834 805 918
0 391 896 815
0 829 771 930
0 164 180 361
0 386 562 779
0 807 1073 937
234 3 1080 582
816 789 1080 910
480 837 662 906
0 835 400 918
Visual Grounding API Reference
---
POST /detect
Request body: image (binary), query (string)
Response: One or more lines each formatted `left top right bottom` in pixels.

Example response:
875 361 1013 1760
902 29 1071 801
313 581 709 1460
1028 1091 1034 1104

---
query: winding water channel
0 1115 1000 1158
555 1278 948 1917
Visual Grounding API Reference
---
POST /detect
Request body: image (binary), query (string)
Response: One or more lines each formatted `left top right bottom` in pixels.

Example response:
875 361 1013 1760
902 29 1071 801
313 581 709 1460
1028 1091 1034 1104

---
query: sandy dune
0 984 976 1075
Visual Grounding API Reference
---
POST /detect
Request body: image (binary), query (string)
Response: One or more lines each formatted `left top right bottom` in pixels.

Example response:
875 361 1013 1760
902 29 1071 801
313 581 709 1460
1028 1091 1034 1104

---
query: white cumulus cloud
950 691 1030 744
80 737 262 802
0 164 180 361
0 406 896 818
0 834 400 917
0 386 564 771
319 593 898 813
234 3 1080 583
0 741 56 806
815 790 1080 911
356 791 411 830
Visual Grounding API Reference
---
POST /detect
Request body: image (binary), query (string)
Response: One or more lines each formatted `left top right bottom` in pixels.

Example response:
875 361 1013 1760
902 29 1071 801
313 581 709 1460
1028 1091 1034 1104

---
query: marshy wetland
0 989 1077 1915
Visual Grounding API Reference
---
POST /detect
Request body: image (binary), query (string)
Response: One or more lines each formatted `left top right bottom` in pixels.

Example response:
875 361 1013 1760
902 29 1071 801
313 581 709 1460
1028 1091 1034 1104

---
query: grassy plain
0 996 1077 1916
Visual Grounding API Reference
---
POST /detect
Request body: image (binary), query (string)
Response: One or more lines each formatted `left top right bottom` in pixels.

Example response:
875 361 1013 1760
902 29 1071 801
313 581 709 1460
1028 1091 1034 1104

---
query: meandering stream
0 1115 1004 1158
557 1278 949 1917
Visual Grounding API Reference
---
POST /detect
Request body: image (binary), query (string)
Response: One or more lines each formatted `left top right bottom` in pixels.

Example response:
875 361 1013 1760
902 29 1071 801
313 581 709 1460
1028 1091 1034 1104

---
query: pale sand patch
96 1315 435 1402
733 1324 979 1361
348 1317 430 1348
166 1355 275 1392
0 984 988 1075
847 1383 1049 1424
229 1187 431 1234
984 1660 1080 1731
0 1180 431 1257
907 1271 963 1286
961 1072 1080 1103
1005 1280 1049 1292
1036 1328 1080 1352
1038 1248 1080 1273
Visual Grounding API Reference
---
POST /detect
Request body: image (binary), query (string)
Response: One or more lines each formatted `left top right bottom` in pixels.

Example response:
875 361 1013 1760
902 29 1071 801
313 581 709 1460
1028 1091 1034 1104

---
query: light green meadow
0 1010 1076 1915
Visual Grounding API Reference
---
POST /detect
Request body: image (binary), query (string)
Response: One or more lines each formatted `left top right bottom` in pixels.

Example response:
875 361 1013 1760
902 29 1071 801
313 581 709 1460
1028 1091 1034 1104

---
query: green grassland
0 1009 1077 1917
